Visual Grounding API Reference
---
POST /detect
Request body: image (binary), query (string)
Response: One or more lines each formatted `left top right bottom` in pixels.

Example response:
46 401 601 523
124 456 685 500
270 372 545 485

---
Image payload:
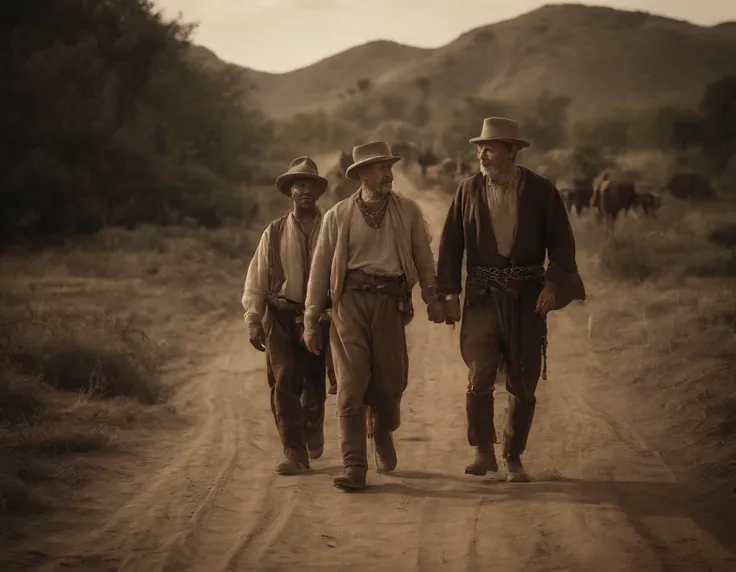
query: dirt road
34 175 735 572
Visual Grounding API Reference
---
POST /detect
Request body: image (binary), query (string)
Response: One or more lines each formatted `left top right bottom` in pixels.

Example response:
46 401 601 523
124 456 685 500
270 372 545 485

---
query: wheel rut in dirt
32 174 736 572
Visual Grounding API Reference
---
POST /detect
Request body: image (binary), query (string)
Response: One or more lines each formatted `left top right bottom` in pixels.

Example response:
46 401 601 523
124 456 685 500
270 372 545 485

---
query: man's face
476 142 515 177
359 161 394 193
290 179 319 208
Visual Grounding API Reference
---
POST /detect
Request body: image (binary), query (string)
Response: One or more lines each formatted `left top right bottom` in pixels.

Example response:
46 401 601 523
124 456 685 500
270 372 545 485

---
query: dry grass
0 222 262 521
575 195 736 496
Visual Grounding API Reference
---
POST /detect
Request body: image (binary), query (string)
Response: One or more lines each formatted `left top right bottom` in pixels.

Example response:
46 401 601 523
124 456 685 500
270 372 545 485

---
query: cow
665 172 715 201
560 180 594 217
590 170 637 234
633 191 662 218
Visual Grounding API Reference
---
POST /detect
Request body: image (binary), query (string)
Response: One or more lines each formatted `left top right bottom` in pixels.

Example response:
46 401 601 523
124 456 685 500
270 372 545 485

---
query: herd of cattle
323 144 717 232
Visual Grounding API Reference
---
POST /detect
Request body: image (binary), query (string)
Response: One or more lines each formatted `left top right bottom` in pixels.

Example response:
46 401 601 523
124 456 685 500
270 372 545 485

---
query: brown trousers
266 310 329 465
330 288 409 437
460 293 545 459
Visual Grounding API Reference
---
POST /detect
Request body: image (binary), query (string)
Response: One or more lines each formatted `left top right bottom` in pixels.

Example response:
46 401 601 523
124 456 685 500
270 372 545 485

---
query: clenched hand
303 325 323 355
248 321 266 352
427 298 446 323
444 294 462 324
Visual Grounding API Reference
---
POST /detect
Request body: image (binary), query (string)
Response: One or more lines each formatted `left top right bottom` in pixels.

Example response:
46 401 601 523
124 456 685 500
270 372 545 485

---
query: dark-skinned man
242 157 332 476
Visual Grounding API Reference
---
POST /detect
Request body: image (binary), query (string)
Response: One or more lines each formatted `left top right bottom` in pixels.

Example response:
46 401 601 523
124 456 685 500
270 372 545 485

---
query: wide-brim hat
275 156 329 198
345 141 402 180
469 117 530 149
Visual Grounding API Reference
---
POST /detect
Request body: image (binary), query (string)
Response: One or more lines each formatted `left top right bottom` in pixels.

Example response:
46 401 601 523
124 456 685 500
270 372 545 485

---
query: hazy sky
154 1 735 73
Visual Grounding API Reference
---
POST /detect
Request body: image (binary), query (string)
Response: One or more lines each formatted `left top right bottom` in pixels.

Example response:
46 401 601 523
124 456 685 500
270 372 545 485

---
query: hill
189 4 736 119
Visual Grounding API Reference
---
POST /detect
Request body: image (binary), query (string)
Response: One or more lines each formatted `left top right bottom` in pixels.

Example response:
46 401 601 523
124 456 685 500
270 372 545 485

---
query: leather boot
465 444 499 475
275 448 309 476
334 415 367 491
306 421 324 460
505 456 530 482
372 431 397 473
501 396 536 460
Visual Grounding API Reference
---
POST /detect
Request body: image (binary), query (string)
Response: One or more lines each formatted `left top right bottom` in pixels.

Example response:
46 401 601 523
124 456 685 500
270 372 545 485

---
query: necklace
356 194 389 229
488 167 520 192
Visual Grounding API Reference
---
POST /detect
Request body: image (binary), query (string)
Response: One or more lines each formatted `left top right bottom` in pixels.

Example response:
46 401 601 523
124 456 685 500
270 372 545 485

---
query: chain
356 194 389 229
468 262 549 381
468 263 545 290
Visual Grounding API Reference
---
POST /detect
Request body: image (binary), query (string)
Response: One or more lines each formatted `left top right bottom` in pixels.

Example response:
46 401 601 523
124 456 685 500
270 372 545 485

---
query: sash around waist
343 269 409 297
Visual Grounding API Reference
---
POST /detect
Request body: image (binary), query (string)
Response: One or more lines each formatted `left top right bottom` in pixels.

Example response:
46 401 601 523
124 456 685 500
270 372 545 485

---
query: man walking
436 118 586 482
303 142 445 492
242 156 332 476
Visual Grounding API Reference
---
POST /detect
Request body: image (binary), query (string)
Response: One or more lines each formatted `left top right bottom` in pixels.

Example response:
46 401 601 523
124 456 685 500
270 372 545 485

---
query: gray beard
480 163 515 182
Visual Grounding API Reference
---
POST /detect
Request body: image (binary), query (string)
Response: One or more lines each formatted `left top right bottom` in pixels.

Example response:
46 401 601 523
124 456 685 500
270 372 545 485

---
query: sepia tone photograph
1 1 735 570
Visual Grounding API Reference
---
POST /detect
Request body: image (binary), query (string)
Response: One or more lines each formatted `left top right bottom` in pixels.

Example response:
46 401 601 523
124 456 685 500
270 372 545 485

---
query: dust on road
32 172 736 572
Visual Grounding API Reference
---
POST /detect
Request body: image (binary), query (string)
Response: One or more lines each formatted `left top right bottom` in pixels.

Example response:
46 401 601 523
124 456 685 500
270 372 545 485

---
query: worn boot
372 431 397 473
276 448 309 476
502 395 536 483
505 456 530 482
465 391 498 475
306 423 324 460
464 444 499 475
334 415 368 491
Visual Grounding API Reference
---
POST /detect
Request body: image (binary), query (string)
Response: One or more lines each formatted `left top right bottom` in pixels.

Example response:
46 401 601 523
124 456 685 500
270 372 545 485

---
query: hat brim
469 136 530 149
275 173 329 198
345 156 402 180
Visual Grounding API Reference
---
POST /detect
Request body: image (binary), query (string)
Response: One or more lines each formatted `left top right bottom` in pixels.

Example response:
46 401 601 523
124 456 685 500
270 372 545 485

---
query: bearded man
303 141 445 492
436 118 586 482
242 157 333 476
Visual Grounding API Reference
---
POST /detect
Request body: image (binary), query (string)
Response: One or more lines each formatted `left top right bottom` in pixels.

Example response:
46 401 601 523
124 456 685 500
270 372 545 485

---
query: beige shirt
304 191 437 328
347 205 403 277
486 176 519 258
241 211 322 325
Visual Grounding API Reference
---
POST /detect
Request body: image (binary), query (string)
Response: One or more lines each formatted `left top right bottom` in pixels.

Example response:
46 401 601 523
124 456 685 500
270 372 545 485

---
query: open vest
266 214 329 313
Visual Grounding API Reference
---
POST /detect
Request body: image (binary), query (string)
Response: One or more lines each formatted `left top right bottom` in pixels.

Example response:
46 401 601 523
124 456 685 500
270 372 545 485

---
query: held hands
444 294 462 325
426 297 446 324
535 285 556 315
303 324 323 355
248 321 266 352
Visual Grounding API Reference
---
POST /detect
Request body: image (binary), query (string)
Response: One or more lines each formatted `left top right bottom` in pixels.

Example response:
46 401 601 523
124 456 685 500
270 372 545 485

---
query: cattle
632 191 662 218
665 172 715 201
590 171 637 234
560 180 594 217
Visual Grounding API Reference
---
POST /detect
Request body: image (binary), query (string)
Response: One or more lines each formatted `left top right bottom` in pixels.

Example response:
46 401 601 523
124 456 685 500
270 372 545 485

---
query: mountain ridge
187 4 736 118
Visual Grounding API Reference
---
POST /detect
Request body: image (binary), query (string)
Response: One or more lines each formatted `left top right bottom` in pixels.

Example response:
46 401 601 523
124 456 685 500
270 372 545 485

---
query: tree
699 74 736 171
413 77 431 102
409 103 432 128
379 92 409 119
357 77 372 96
524 90 571 150
0 0 274 244
571 117 631 151
440 96 510 157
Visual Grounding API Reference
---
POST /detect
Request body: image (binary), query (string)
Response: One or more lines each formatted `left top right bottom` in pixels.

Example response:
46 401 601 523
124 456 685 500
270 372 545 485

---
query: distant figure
303 141 445 492
241 157 335 475
417 147 439 177
338 151 352 174
437 117 586 483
